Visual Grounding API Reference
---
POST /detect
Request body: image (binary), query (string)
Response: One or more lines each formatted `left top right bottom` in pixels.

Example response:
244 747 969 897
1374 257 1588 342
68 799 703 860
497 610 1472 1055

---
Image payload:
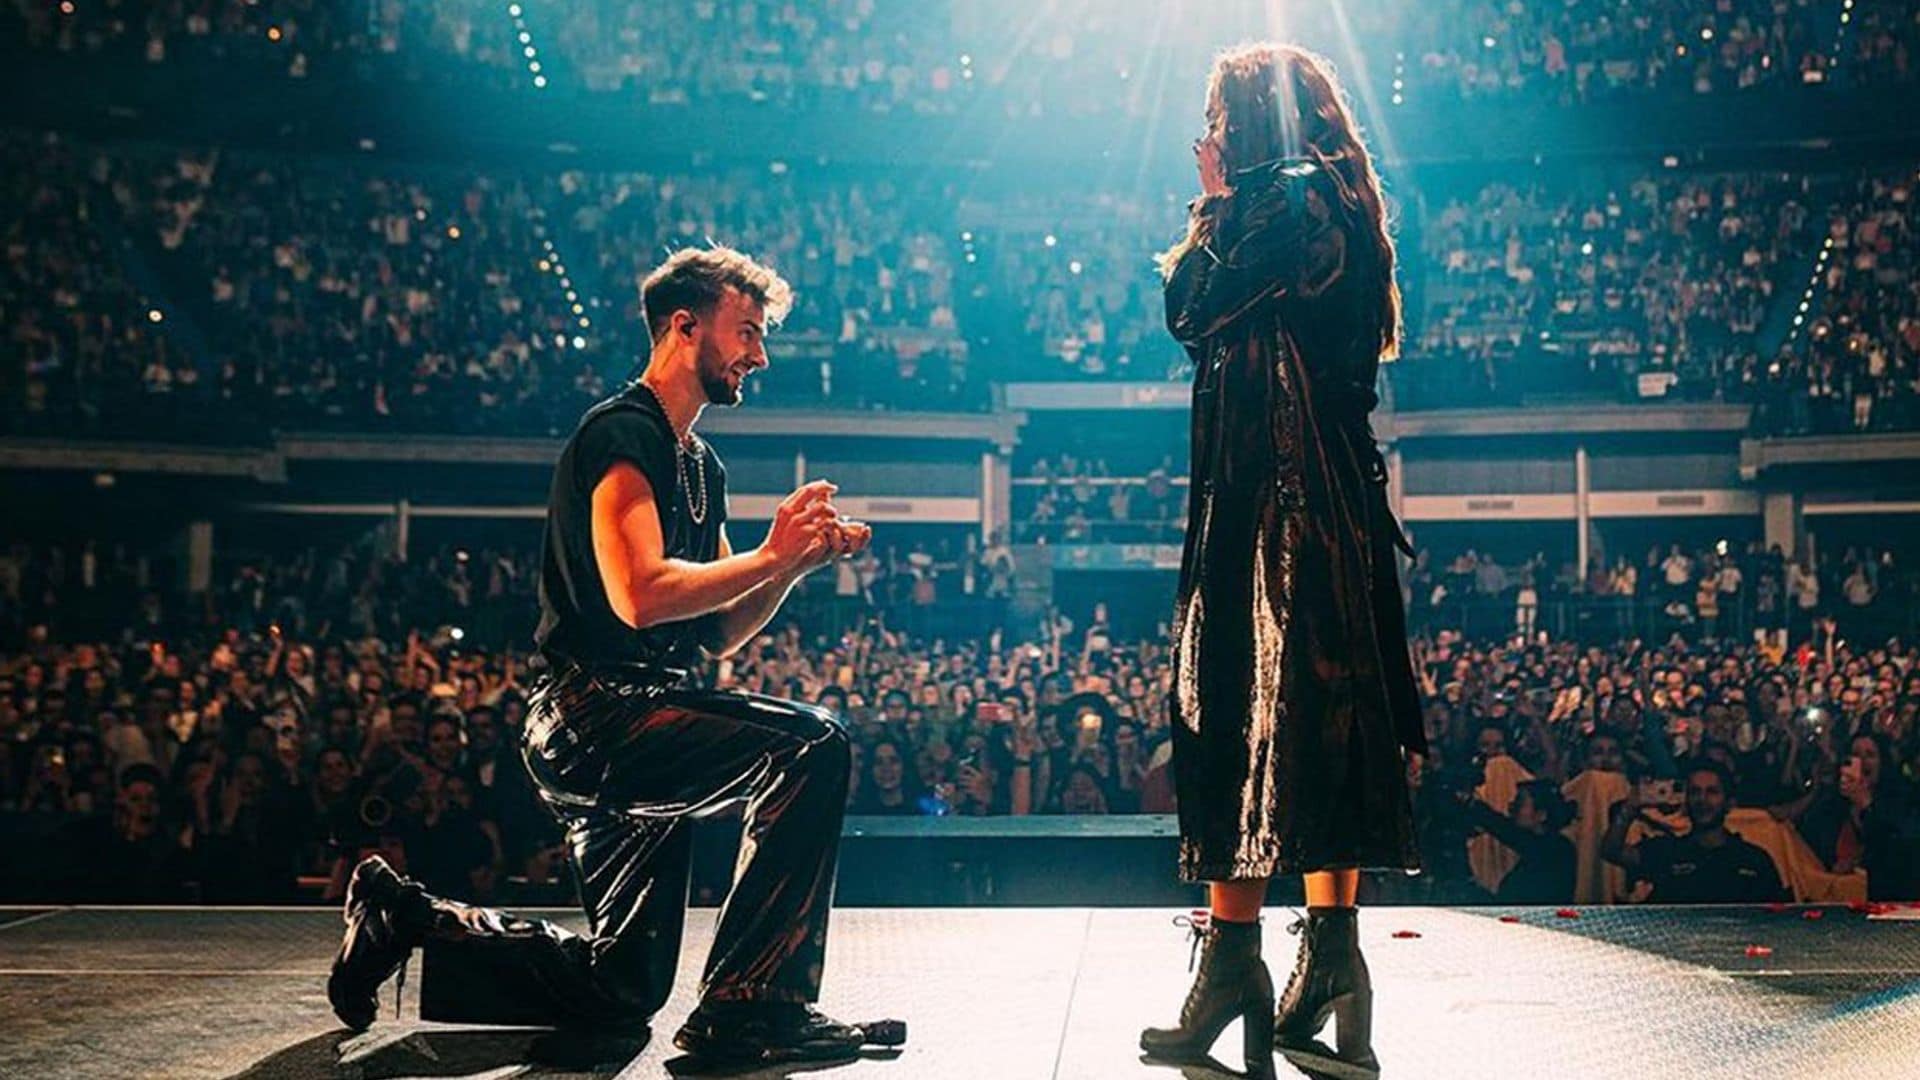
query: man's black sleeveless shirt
533 383 727 669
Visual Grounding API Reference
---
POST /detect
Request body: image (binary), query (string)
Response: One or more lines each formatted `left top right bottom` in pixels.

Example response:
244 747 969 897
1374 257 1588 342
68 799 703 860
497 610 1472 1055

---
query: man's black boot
1140 914 1276 1079
672 1000 875 1065
1274 906 1379 1079
327 855 428 1031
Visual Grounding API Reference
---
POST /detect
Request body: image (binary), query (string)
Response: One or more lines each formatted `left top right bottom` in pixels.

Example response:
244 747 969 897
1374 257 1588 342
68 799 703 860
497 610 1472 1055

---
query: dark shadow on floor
225 1026 650 1079
661 1047 903 1080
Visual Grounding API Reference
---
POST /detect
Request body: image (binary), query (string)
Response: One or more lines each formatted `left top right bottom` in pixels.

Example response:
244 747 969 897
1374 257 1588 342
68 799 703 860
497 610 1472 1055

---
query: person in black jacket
1141 42 1420 1080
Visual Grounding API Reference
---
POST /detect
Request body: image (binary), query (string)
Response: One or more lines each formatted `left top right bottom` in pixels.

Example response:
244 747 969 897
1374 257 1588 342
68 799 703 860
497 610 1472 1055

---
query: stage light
572 336 587 349
529 61 541 73
147 308 164 323
534 75 548 88
525 46 537 59
415 209 427 220
447 225 461 239
565 290 577 301
1483 36 1496 49
961 231 973 242
1701 28 1713 41
59 0 73 13
538 259 551 272
266 26 282 42
519 31 532 45
1044 234 1057 247
572 303 584 315
1581 242 1594 255
509 3 523 16
578 317 590 328
1069 260 1083 275
449 626 466 642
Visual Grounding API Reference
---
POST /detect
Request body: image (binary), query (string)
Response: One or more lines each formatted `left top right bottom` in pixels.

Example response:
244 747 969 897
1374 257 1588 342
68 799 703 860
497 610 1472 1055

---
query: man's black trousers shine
419 662 851 1027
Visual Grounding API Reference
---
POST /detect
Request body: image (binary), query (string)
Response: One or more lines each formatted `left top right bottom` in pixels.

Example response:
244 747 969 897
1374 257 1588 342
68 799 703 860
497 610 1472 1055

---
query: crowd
23 126 1918 435
1748 167 1920 435
0 132 184 436
1404 540 1915 647
1403 168 1814 409
3 527 1917 906
1013 453 1186 545
2 133 992 439
9 0 1911 110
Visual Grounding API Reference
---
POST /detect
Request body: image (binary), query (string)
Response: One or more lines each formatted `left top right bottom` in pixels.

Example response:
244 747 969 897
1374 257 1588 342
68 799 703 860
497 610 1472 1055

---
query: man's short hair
641 245 794 342
1685 758 1735 796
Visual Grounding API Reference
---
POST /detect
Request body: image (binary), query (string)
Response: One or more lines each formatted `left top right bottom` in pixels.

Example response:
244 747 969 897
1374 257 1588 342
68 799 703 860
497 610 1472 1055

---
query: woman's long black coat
1164 159 1425 881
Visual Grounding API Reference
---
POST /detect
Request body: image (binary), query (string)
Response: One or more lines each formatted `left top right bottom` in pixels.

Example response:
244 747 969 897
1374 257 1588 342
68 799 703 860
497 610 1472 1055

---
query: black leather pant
417 661 850 1027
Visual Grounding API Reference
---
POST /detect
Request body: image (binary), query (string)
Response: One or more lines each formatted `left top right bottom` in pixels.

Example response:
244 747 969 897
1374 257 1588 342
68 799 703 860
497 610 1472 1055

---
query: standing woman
1139 43 1424 1080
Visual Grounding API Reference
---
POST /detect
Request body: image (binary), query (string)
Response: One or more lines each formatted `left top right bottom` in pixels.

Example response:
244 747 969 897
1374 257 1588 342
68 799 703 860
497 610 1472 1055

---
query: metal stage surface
2 904 1917 1080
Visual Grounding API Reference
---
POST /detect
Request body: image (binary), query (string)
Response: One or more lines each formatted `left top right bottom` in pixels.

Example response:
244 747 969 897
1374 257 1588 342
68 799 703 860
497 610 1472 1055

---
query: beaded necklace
636 381 709 526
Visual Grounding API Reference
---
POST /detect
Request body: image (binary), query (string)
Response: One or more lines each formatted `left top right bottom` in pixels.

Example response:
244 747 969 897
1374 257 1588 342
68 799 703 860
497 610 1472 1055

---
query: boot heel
1241 993 1276 1079
1330 990 1377 1071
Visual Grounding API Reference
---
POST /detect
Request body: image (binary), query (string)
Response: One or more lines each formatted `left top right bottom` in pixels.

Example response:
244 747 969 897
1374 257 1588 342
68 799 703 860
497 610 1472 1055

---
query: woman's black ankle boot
1140 914 1276 1079
1273 905 1379 1078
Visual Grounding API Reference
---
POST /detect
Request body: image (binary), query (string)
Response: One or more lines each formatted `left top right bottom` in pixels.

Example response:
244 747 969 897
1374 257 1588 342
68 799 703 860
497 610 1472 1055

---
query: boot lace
1172 909 1211 973
1277 907 1311 1005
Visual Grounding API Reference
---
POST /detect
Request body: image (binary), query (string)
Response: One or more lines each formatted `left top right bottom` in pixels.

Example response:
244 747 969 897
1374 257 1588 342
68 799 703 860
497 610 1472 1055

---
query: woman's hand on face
1195 136 1228 197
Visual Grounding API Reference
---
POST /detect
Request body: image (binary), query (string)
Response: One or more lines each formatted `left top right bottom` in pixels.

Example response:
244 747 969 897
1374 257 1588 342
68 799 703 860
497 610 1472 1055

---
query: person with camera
324 246 902 1066
1461 778 1577 904
1603 759 1787 903
1789 730 1919 900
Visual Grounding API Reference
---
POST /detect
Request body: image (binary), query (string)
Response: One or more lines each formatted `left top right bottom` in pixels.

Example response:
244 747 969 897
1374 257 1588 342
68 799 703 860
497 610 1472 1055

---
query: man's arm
700 520 875 658
592 466 833 631
1601 791 1646 874
696 527 805 659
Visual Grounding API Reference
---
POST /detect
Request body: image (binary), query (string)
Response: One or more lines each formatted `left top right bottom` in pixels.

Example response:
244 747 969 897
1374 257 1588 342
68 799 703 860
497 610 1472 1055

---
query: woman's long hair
1159 42 1402 361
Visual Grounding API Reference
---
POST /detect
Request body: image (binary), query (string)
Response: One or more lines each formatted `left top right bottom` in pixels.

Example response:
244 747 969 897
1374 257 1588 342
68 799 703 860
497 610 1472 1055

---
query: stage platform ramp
0 905 1915 1079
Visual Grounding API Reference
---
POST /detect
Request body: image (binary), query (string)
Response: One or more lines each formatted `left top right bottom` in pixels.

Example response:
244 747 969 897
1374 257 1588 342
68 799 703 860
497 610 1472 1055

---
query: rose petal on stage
1745 945 1773 958
1498 915 1522 924
1555 908 1580 919
1802 909 1824 920
1392 930 1421 939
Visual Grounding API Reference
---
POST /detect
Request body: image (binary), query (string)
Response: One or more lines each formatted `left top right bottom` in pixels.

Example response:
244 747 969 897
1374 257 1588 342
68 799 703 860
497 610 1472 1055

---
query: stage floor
1 904 1916 1079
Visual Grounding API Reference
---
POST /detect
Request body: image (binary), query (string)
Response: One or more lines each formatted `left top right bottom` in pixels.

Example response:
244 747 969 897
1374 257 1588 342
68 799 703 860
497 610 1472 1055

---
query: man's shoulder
570 393 672 457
